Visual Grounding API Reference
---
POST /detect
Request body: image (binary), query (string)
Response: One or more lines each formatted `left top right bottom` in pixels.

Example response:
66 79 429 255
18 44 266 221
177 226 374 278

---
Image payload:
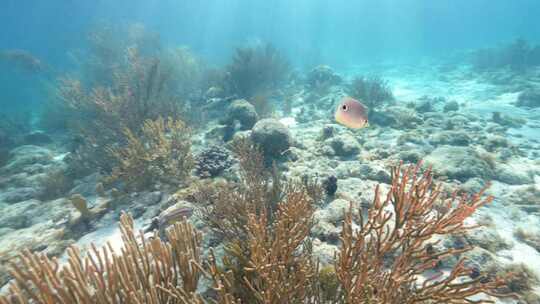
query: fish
335 96 369 129
0 49 45 73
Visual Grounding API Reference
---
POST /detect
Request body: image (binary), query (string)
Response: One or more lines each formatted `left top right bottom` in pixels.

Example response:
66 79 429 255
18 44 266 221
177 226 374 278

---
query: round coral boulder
225 99 259 130
251 118 291 162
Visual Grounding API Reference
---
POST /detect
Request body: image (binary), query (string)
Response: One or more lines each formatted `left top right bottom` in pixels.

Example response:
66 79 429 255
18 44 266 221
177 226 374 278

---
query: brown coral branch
0 213 204 304
335 162 507 304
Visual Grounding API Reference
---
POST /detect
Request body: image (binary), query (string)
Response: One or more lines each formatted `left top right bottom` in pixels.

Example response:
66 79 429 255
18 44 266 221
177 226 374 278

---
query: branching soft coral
106 116 194 191
226 43 289 99
233 185 320 303
335 162 509 303
197 147 509 303
347 76 394 112
0 213 203 304
1 161 514 304
57 46 189 175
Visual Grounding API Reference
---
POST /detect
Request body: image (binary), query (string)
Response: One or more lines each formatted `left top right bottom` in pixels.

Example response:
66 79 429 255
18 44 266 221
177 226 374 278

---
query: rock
0 222 68 287
327 134 359 158
23 131 53 145
397 131 428 146
517 89 540 108
320 124 337 141
482 135 510 151
369 109 397 127
311 220 340 244
251 119 291 161
0 187 40 204
356 164 392 184
0 149 10 168
1 145 53 174
205 86 224 99
306 65 342 90
491 112 526 128
443 100 459 112
324 198 351 223
444 114 473 130
460 178 486 194
415 99 434 113
69 173 101 197
424 146 494 181
0 130 16 150
133 191 163 207
385 106 422 129
225 99 259 130
311 238 338 265
464 226 512 253
0 198 72 232
397 149 424 163
0 212 30 229
428 130 471 146
495 163 534 185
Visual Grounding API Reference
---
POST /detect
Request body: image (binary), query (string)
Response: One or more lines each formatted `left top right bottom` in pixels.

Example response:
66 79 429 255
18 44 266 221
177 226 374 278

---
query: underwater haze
1 1 540 303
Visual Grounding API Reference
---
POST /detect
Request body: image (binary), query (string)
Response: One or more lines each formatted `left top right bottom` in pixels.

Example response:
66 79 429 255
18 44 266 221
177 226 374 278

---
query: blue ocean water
1 1 540 302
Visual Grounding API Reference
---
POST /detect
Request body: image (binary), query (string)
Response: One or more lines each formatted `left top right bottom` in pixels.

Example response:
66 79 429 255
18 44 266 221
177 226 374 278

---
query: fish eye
341 104 348 111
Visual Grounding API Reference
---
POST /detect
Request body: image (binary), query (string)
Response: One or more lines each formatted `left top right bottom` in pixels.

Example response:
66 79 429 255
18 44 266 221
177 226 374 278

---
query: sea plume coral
225 43 289 99
197 147 509 303
0 213 203 304
347 76 394 111
49 27 200 173
334 162 508 303
55 35 193 175
106 116 194 191
221 184 321 303
0 162 513 303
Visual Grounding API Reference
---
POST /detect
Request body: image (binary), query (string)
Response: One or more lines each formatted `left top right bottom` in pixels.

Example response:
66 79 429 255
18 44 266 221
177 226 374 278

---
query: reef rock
326 133 360 158
1 145 54 174
415 99 434 113
311 219 340 244
443 100 460 112
225 99 259 130
369 110 397 127
69 173 101 198
516 89 540 108
251 118 291 161
424 146 494 181
306 65 342 90
0 131 15 151
355 164 392 184
205 86 224 99
132 191 163 207
0 222 70 287
0 187 40 204
315 198 352 224
311 238 338 265
428 130 472 146
23 131 53 145
495 162 535 185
